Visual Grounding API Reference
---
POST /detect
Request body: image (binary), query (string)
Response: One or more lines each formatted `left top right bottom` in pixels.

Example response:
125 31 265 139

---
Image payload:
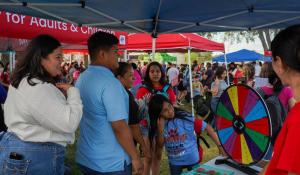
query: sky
209 32 264 56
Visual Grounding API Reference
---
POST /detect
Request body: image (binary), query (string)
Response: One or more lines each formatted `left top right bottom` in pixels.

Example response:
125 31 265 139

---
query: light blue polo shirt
75 65 130 172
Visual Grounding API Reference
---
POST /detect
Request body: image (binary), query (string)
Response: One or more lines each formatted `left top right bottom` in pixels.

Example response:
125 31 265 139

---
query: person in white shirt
0 35 82 175
254 61 262 77
167 63 180 94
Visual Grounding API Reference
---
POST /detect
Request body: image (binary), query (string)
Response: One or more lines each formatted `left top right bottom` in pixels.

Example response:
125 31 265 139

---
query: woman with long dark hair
210 67 228 114
116 62 151 161
0 35 82 175
136 61 176 175
260 25 300 175
148 94 225 175
257 62 295 112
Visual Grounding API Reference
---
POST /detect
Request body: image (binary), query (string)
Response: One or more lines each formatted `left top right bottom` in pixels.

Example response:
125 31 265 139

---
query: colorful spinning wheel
215 84 271 165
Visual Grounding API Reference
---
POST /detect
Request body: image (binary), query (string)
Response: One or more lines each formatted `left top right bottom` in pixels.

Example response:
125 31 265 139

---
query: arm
29 84 82 133
0 81 9 88
156 117 165 148
288 97 296 110
199 82 204 95
130 124 151 159
205 124 226 156
154 117 165 160
112 120 143 174
211 79 220 97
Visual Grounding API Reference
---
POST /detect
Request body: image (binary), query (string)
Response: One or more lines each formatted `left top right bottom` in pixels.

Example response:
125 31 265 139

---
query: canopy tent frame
2 1 300 36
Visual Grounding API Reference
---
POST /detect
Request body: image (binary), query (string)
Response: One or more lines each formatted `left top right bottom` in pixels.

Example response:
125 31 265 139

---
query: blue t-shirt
164 110 207 165
75 65 130 172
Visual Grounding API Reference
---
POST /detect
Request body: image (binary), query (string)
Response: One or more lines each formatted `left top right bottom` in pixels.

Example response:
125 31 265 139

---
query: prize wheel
215 84 271 166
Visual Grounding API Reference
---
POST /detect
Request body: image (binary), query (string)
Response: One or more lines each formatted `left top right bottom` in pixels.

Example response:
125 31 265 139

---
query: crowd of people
0 25 299 175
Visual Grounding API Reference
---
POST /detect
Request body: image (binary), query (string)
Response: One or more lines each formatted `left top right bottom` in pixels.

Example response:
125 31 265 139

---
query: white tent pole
187 39 195 116
88 55 91 64
69 55 72 64
124 50 128 62
224 50 230 85
151 38 156 61
9 51 15 72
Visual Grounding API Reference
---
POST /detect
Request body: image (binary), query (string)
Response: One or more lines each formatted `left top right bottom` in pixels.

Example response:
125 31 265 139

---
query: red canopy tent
264 50 272 57
126 33 224 52
125 33 224 115
0 11 128 51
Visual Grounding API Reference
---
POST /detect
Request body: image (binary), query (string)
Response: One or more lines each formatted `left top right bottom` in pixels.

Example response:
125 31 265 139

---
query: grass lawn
65 103 219 174
65 133 219 175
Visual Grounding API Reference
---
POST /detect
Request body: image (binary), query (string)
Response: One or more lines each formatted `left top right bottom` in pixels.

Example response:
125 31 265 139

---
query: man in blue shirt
76 31 143 174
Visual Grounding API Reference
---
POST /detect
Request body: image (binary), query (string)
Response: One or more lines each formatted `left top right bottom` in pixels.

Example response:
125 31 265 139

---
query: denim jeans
78 162 132 175
169 163 198 175
0 132 65 175
210 97 220 114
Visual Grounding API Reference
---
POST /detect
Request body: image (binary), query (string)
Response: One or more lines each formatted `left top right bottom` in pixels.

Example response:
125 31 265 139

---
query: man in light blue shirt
76 31 143 175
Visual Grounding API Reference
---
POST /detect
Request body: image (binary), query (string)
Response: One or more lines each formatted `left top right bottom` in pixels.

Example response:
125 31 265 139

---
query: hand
56 83 72 92
141 144 151 160
218 146 227 157
132 158 143 175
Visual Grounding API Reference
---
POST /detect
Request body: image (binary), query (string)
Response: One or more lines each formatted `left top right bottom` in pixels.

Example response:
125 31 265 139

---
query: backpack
257 88 287 145
137 84 171 126
142 84 170 99
194 95 210 117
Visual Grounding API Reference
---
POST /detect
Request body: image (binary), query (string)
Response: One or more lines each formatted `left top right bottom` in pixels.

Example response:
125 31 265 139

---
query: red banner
0 11 127 47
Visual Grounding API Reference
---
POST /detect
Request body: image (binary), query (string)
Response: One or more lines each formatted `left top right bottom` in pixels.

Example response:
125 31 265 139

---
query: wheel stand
215 157 259 175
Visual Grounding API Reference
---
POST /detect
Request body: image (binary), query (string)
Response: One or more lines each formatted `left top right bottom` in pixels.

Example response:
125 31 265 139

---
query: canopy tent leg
69 55 72 64
151 38 156 61
123 50 128 62
9 51 16 72
187 47 195 116
224 50 230 85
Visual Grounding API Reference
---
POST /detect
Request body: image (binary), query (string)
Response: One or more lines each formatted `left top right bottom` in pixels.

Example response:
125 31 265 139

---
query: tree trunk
264 29 272 50
258 30 269 51
275 29 281 35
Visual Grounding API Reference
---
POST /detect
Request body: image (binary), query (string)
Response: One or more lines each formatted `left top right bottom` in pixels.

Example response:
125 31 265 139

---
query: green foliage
65 132 219 175
137 53 177 63
199 29 280 51
184 52 213 63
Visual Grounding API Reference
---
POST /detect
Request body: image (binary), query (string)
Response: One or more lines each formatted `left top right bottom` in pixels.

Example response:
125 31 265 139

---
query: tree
256 29 280 51
184 52 213 63
201 29 281 51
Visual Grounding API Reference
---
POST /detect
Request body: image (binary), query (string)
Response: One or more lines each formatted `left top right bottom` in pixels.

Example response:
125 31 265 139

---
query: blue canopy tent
212 49 272 62
260 56 272 62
